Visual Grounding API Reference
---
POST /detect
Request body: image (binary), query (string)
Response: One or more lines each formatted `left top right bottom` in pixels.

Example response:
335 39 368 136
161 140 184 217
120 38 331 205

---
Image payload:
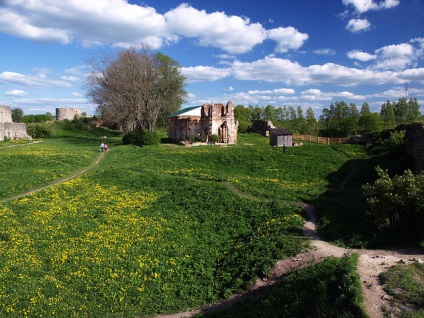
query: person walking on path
104 144 108 152
100 142 104 152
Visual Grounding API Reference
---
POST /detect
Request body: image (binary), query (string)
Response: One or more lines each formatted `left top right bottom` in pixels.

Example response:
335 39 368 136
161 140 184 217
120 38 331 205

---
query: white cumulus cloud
181 66 231 82
0 1 308 54
347 50 377 61
5 89 28 97
342 0 400 13
266 27 309 53
346 18 371 32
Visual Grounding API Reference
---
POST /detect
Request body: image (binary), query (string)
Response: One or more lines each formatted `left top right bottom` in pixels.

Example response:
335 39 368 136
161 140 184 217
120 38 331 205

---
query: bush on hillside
122 130 160 146
26 123 53 138
363 166 424 245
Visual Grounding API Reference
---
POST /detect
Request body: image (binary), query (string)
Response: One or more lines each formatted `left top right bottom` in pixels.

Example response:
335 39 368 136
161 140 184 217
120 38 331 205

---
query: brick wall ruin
56 108 81 121
0 105 31 140
200 102 238 143
168 102 238 144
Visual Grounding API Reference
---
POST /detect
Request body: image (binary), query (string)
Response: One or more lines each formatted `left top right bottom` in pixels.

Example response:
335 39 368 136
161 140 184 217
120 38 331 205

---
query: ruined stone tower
56 108 81 121
0 105 12 123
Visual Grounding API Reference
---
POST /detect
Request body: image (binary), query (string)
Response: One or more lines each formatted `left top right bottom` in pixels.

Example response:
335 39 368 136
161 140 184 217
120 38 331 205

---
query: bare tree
85 47 186 132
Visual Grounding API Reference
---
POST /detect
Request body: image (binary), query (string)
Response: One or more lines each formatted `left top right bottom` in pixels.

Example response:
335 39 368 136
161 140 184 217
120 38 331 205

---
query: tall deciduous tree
11 108 24 123
305 106 319 135
380 100 396 129
85 47 186 132
406 98 421 124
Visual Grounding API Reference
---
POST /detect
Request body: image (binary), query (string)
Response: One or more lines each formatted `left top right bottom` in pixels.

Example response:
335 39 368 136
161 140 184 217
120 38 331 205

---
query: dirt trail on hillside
154 204 423 318
0 146 105 203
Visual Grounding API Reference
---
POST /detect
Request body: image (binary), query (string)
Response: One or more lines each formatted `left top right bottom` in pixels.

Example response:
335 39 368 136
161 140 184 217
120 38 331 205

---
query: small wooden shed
269 128 293 147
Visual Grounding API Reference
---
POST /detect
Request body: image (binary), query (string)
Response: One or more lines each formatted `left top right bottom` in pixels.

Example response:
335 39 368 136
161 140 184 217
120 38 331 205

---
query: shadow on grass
311 146 416 249
194 254 367 318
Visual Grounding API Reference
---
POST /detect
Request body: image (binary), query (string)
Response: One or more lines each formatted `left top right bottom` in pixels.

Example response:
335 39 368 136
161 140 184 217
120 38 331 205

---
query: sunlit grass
0 132 369 317
0 139 100 199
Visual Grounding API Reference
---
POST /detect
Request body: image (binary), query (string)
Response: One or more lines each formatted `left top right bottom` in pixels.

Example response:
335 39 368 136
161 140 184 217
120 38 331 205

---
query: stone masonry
56 108 81 121
0 105 31 140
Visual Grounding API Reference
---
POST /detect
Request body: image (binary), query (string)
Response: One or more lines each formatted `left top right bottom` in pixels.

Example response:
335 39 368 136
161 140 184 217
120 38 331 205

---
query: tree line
10 45 421 139
235 98 422 137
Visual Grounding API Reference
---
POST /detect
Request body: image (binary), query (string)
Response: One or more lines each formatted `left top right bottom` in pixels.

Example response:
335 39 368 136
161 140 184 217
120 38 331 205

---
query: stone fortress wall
0 105 13 123
0 105 31 140
56 108 81 121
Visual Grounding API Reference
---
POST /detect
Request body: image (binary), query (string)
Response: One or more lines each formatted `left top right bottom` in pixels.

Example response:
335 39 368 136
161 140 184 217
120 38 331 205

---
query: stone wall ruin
0 105 31 140
168 102 238 144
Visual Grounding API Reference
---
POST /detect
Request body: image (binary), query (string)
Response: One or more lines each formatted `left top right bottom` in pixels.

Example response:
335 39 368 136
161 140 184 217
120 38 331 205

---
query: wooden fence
293 134 347 145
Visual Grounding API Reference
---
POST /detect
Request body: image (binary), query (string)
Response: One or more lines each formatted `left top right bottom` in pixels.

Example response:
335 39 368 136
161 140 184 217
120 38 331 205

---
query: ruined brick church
168 102 238 144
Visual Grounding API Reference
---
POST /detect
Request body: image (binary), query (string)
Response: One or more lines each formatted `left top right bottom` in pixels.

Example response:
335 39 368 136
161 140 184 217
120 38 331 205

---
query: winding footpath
2 142 423 317
0 141 105 203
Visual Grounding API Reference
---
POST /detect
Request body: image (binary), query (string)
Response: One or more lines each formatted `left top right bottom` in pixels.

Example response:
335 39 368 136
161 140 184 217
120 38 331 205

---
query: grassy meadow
0 131 370 317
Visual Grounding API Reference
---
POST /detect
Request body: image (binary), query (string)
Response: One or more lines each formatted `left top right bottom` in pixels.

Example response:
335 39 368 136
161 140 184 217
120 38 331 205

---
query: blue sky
0 0 423 116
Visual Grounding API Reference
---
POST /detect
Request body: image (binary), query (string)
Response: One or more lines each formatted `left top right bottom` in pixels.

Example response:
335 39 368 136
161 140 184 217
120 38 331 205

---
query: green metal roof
167 106 202 117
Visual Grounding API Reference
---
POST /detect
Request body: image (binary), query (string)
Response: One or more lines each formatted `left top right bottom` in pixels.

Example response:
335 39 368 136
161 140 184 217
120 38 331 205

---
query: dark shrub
122 130 160 146
210 134 219 144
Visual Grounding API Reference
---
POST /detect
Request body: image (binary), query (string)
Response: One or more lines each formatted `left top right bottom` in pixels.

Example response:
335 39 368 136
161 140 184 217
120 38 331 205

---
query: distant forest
235 97 422 138
11 97 422 139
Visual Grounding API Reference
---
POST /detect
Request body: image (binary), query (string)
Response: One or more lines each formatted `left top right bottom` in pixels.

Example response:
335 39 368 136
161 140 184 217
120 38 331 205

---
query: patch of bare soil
154 204 423 318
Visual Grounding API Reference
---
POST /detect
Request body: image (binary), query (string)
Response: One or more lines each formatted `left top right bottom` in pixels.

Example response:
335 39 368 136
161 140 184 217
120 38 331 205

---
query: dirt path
0 148 105 203
154 204 423 318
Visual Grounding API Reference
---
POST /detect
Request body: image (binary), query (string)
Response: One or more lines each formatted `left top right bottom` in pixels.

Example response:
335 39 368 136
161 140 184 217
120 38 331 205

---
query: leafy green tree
358 113 382 133
359 102 371 116
380 101 396 129
249 106 263 121
333 101 349 123
406 98 421 124
319 101 351 137
85 47 186 132
263 105 278 122
319 107 332 134
394 98 409 125
288 106 296 121
21 113 54 123
234 105 251 133
349 103 359 119
305 106 319 135
281 105 290 121
11 108 24 123
154 53 187 129
295 106 306 133
234 105 251 122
